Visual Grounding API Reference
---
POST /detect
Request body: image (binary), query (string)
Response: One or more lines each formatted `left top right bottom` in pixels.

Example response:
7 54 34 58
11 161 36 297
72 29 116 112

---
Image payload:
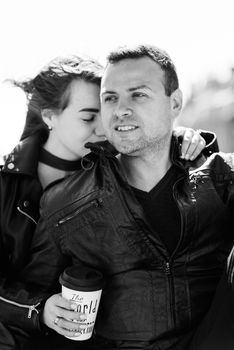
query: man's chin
113 143 141 155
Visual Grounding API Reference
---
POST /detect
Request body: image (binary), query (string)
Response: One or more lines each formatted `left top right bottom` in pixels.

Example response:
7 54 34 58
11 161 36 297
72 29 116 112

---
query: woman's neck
37 162 74 190
39 147 81 171
37 146 81 189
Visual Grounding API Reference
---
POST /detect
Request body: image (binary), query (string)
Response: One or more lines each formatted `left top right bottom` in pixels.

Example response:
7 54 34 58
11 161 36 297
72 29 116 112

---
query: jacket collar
85 136 206 174
1 135 195 177
170 135 186 169
85 140 118 159
2 133 44 176
170 134 207 172
86 136 188 168
3 139 117 176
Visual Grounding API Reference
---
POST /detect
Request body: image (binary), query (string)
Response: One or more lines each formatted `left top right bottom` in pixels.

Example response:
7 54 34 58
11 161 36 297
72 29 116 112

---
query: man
2 45 233 350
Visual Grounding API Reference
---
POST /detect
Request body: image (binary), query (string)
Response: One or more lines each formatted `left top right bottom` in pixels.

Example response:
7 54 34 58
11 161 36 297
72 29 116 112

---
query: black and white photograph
0 1 234 349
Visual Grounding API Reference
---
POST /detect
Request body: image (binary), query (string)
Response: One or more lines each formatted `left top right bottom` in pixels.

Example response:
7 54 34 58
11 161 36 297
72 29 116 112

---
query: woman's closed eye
82 114 97 122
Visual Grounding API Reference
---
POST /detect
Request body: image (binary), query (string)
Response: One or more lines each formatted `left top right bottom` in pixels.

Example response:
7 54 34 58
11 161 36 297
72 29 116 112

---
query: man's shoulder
40 164 101 219
206 152 234 170
190 152 234 174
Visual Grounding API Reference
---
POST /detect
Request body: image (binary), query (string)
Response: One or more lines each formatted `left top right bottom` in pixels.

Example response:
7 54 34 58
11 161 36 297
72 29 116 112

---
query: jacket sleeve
227 246 234 287
227 154 234 287
188 271 234 350
0 216 69 333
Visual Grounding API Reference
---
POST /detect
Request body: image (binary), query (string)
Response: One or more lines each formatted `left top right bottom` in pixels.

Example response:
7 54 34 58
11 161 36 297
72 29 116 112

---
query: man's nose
114 100 132 120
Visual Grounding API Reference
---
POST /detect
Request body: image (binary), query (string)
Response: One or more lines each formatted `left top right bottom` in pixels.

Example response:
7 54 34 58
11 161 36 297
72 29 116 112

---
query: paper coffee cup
59 266 104 341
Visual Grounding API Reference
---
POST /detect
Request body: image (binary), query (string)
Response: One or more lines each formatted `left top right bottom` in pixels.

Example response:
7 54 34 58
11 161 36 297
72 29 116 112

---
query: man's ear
170 89 183 118
41 109 54 129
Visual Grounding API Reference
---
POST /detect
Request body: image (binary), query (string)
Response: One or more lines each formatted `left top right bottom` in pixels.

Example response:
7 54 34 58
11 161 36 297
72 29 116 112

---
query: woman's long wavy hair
11 55 103 141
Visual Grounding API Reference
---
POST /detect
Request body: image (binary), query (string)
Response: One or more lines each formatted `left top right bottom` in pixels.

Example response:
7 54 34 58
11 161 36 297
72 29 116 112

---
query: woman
0 55 105 350
0 54 214 350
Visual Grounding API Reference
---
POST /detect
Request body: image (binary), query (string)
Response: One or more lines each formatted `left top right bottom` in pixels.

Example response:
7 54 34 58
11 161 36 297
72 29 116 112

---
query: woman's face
46 79 105 160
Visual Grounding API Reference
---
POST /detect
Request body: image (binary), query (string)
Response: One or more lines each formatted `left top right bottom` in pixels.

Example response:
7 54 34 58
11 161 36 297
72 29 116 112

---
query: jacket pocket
55 198 102 227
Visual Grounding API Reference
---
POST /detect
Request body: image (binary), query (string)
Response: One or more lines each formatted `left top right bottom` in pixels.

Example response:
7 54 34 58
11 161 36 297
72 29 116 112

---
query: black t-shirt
131 165 181 255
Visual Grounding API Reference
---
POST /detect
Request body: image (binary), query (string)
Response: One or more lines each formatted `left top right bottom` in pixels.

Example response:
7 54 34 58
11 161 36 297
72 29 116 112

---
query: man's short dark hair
107 44 179 96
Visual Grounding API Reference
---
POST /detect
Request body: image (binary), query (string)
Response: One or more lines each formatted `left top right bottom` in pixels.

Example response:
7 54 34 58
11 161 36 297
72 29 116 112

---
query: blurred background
1 0 234 160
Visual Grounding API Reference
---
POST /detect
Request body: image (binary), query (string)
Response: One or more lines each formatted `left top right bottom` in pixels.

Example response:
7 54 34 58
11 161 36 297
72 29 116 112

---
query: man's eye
104 95 117 103
132 92 147 98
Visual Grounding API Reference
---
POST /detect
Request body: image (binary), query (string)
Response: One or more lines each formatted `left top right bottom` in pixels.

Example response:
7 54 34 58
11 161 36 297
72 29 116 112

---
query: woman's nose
95 116 106 138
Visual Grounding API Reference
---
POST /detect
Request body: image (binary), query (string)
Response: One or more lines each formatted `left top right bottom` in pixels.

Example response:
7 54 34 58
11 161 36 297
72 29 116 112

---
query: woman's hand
42 293 86 338
173 126 206 161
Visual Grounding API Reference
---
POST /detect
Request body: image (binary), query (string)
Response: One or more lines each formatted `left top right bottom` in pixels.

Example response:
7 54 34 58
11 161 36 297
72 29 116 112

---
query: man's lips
114 125 139 132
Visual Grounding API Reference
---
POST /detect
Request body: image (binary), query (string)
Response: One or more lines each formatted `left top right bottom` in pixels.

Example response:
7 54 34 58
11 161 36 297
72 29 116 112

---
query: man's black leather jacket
1 133 234 350
3 136 233 349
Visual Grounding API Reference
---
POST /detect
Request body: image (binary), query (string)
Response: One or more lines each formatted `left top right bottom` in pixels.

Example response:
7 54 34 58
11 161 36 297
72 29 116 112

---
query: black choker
39 148 82 171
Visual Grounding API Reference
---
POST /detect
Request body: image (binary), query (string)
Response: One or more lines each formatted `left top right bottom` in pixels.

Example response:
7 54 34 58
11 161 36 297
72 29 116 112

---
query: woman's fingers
186 135 206 160
42 293 87 337
52 316 86 338
173 127 206 160
181 130 206 160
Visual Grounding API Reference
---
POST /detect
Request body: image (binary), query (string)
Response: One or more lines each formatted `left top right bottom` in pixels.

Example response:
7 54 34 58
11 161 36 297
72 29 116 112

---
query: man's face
100 57 182 155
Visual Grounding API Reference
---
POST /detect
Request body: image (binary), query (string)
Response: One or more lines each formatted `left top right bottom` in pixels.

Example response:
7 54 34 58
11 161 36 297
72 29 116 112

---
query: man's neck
118 147 172 192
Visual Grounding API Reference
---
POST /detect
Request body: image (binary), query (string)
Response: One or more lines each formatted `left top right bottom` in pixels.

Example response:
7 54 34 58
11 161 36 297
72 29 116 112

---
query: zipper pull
165 262 171 275
28 304 39 318
190 173 203 187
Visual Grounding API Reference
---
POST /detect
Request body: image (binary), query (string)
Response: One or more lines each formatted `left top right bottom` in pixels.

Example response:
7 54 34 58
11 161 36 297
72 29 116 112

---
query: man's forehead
101 79 152 93
101 58 164 92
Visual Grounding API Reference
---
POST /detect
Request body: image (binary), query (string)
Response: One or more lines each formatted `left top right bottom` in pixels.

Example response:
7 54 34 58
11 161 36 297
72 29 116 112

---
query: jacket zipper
163 176 185 327
55 199 102 226
0 296 40 318
227 246 234 285
108 157 180 328
110 159 182 328
190 173 203 202
17 206 37 225
166 174 199 326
